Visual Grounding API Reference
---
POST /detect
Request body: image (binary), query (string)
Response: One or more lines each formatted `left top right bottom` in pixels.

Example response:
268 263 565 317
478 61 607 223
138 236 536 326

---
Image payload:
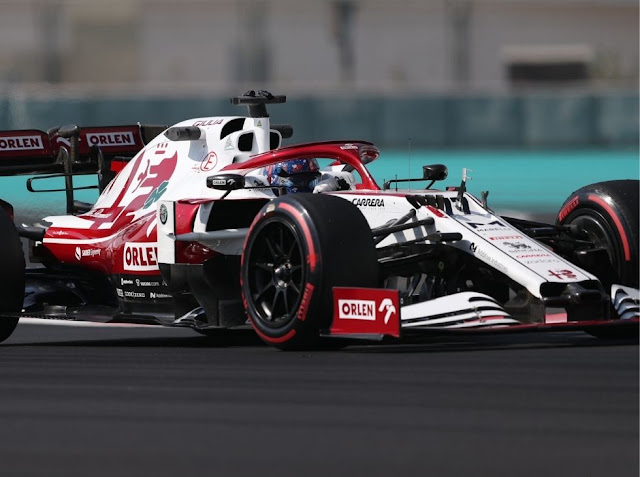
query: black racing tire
558 180 639 288
0 207 25 343
241 194 378 350
557 180 639 338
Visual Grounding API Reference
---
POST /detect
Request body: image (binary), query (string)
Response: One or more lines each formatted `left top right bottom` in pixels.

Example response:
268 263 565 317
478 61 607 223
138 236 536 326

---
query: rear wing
0 124 165 215
0 130 55 175
0 124 165 176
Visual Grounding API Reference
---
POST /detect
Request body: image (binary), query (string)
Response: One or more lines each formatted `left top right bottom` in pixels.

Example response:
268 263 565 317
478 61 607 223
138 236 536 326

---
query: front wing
325 286 639 340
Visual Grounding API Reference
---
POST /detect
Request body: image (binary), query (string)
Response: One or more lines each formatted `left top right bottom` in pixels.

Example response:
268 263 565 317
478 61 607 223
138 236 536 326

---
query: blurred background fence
0 0 637 149
0 0 637 220
1 92 637 148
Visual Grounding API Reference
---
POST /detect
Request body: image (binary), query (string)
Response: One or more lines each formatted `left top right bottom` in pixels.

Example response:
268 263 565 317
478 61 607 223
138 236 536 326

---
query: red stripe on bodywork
278 202 317 272
588 194 631 261
426 205 446 217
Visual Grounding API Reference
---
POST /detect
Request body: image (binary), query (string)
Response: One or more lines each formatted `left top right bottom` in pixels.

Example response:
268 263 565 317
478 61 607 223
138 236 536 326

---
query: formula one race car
0 91 638 349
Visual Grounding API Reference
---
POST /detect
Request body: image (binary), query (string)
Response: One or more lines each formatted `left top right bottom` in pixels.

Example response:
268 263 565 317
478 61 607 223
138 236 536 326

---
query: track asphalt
1 322 637 477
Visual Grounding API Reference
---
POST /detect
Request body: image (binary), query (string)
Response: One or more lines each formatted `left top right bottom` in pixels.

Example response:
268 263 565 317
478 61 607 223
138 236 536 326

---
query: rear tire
557 180 639 338
0 208 25 343
241 194 378 350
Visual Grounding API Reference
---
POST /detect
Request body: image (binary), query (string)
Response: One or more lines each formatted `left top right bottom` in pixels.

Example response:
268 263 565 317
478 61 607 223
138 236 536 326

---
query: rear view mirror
206 174 246 191
422 164 448 181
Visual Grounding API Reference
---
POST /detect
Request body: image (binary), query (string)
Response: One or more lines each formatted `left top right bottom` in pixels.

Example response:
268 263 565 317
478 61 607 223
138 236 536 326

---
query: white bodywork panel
43 115 279 230
611 284 640 320
400 292 518 329
332 190 597 300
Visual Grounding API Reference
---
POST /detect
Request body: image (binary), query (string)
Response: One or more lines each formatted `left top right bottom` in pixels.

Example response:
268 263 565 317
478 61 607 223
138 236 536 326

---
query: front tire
0 208 25 343
558 180 639 337
558 180 639 289
241 194 378 349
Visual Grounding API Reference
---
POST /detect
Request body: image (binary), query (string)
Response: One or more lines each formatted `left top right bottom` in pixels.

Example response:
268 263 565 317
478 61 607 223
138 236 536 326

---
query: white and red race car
0 91 637 348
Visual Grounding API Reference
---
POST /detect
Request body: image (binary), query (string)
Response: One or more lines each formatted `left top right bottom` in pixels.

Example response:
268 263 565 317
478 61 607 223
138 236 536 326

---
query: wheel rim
568 211 620 271
246 218 306 328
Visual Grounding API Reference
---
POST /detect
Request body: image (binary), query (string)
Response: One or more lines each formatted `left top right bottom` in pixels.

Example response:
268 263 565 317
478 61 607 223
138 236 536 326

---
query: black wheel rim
568 211 620 271
246 218 306 328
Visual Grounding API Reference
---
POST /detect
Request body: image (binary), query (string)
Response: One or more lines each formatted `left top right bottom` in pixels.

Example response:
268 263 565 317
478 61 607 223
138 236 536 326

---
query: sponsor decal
297 283 314 321
331 288 400 337
558 196 579 222
193 119 223 127
75 247 101 260
121 278 134 285
86 132 135 147
124 290 146 298
198 152 218 172
338 299 376 321
159 204 168 224
352 198 385 207
517 253 550 259
224 137 234 150
466 220 506 231
548 269 577 280
123 243 158 271
340 143 358 150
211 177 241 189
116 288 124 297
378 298 397 324
469 243 477 252
503 241 532 250
0 135 43 151
143 181 169 209
135 279 161 287
255 119 262 127
150 292 172 299
489 235 523 241
475 248 509 273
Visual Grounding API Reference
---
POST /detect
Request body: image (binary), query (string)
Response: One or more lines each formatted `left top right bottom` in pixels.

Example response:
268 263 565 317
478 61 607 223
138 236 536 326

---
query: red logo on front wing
330 288 400 337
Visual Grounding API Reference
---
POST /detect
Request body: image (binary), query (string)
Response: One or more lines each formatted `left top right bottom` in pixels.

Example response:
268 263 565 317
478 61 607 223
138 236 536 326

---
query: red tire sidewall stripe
278 201 318 272
251 323 297 344
588 193 631 261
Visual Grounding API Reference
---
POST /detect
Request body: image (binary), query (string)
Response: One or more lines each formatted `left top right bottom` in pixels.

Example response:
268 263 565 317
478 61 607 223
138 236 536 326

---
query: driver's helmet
264 158 321 194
